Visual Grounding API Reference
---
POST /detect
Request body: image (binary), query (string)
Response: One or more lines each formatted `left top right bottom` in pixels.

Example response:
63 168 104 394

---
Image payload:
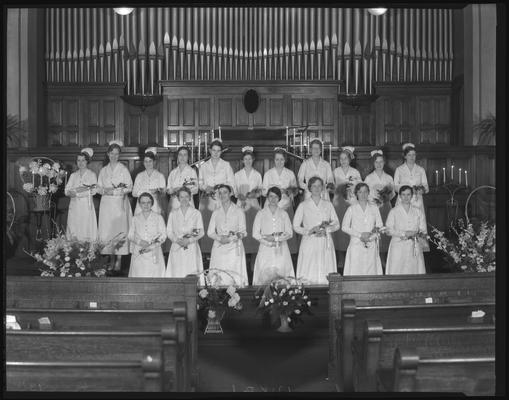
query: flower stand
204 311 224 334
277 314 292 333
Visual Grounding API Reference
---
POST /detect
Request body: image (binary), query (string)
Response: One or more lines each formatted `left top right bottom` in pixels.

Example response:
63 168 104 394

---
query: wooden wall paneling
235 96 250 127
197 98 211 127
63 99 79 146
126 111 142 145
217 97 233 127
85 98 101 146
47 97 63 145
417 96 436 144
339 103 372 146
102 98 117 145
252 96 267 126
183 98 196 126
290 96 305 127
435 96 451 144
268 97 284 127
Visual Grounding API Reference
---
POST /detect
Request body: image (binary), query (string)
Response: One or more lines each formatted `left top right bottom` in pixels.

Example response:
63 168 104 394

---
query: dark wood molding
374 81 453 96
45 83 126 96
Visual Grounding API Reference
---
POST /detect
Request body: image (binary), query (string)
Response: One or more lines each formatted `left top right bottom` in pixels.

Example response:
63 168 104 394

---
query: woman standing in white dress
262 148 299 254
198 139 235 254
293 177 340 285
132 147 166 215
297 139 334 201
65 148 98 241
393 143 430 251
234 146 263 281
363 150 395 263
127 193 167 277
97 141 133 274
165 186 205 283
385 185 427 275
252 186 295 285
332 147 362 268
342 183 384 276
207 184 248 287
167 146 198 211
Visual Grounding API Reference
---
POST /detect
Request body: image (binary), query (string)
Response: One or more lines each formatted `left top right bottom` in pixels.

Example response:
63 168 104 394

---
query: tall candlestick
307 136 310 154
442 167 446 183
465 170 468 187
329 144 332 165
286 126 289 147
458 168 462 184
191 136 195 164
198 133 201 160
32 171 35 186
300 132 303 154
435 170 438 186
293 129 296 152
219 126 222 140
451 164 454 181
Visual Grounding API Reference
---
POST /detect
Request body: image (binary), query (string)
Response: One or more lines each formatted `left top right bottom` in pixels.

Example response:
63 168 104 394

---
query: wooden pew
338 299 495 392
356 319 495 392
327 272 495 389
6 276 199 390
383 347 495 395
7 354 163 391
7 307 189 391
6 326 180 391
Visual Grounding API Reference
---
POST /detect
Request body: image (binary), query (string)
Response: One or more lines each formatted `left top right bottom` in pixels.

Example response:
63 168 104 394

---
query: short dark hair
78 152 90 164
216 184 232 193
371 153 385 163
310 139 323 151
104 143 122 166
307 176 324 191
274 148 287 161
177 186 192 198
177 146 191 159
339 150 353 162
209 140 224 150
399 185 414 196
144 151 156 161
138 192 154 206
267 186 282 201
242 150 254 160
354 182 370 197
403 146 416 157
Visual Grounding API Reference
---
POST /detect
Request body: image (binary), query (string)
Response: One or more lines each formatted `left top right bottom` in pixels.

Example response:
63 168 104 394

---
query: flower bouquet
136 234 165 264
334 176 355 200
183 177 197 188
362 226 388 249
254 276 313 332
282 186 300 198
428 219 495 272
374 185 393 207
413 184 426 195
326 182 336 193
182 228 201 250
197 268 243 333
25 224 126 277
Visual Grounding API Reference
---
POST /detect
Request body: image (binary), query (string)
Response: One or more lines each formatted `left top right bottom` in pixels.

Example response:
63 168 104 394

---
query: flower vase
204 310 224 334
277 314 292 333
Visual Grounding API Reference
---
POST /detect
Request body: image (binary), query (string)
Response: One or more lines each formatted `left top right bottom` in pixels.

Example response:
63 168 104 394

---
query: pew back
327 272 495 386
389 347 495 395
6 276 199 390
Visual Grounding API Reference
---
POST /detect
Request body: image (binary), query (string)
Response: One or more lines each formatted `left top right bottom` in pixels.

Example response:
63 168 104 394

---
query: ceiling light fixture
113 8 135 16
367 8 388 16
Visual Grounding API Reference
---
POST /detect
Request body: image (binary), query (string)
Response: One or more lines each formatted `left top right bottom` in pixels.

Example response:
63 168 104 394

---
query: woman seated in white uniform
342 183 384 276
127 192 167 278
207 184 248 287
385 185 427 275
252 186 295 285
293 176 340 285
165 186 205 283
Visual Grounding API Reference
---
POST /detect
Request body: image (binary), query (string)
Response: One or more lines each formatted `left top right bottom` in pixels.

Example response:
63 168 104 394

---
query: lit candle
198 133 201 160
300 131 303 154
442 167 446 183
451 164 454 182
191 136 195 164
465 170 468 187
219 126 222 141
329 144 332 165
435 170 438 186
32 171 35 186
458 168 462 184
293 129 296 151
286 126 289 147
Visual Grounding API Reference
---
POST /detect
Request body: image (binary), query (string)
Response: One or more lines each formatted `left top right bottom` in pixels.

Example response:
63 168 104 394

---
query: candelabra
430 181 469 228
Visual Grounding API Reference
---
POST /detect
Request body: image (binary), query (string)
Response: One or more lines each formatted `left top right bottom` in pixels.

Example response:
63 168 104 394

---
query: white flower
22 183 34 193
273 291 278 296
264 301 269 306
286 284 291 290
287 317 291 322
52 162 60 171
49 183 58 193
43 163 51 171
19 166 27 173
208 310 216 319
282 301 288 306
303 295 308 300
228 297 238 307
226 285 236 296
291 296 295 300
307 301 311 307
60 272 66 277
64 256 70 262
269 298 274 303
199 289 208 298
294 309 301 314
75 273 81 277
37 186 48 196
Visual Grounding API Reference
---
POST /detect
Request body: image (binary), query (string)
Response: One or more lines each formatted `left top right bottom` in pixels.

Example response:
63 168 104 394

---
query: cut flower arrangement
25 224 126 277
19 158 67 196
255 276 313 329
428 218 495 273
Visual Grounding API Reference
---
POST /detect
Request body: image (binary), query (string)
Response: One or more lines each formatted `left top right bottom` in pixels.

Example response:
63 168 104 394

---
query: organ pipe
44 7 455 94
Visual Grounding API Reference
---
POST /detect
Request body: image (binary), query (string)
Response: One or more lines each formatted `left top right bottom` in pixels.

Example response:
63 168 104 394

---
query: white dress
65 168 98 242
293 198 340 284
252 206 295 285
332 166 362 251
127 211 167 277
385 205 427 275
198 158 235 253
234 168 263 254
393 163 429 251
165 206 205 284
342 203 383 276
97 163 133 254
167 164 198 210
207 203 248 287
132 169 166 215
297 158 334 200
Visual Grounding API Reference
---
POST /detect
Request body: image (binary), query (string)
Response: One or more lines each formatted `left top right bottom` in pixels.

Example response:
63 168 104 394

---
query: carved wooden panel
47 97 80 146
217 98 233 127
290 98 305 127
197 99 211 127
235 97 250 127
253 97 267 126
183 99 195 126
340 105 373 146
269 98 284 127
167 99 180 126
83 97 118 146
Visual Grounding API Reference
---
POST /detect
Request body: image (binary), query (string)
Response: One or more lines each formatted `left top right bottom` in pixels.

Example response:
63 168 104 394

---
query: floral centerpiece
24 224 126 277
197 268 243 333
428 219 495 273
254 276 313 332
19 158 67 210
